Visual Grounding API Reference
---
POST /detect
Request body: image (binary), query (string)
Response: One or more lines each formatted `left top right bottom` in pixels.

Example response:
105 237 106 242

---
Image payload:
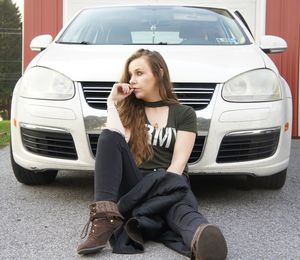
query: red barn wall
23 0 63 69
266 0 300 137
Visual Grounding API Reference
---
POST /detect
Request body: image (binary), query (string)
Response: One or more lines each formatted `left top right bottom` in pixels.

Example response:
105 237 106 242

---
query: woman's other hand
108 83 134 103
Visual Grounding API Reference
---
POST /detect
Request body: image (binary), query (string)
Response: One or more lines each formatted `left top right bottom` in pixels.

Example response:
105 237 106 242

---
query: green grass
0 120 10 147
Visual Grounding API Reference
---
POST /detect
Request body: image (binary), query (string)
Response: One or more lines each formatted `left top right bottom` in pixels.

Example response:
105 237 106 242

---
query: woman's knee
97 129 124 147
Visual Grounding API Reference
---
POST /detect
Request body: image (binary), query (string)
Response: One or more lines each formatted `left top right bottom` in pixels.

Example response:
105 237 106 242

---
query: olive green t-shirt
139 104 197 172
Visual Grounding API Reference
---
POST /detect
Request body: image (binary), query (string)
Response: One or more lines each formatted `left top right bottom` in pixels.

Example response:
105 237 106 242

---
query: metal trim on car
19 123 69 134
225 127 281 137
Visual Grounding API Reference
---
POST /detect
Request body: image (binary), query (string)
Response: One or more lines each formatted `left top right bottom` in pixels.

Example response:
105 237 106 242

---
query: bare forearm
105 83 133 141
167 162 186 175
167 131 196 175
106 98 126 137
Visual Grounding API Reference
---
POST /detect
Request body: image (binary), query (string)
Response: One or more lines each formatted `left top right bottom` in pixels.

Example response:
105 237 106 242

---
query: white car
10 2 292 189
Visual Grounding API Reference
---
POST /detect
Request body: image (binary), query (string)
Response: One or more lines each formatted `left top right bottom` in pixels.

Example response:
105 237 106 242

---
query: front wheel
10 142 58 185
247 169 287 189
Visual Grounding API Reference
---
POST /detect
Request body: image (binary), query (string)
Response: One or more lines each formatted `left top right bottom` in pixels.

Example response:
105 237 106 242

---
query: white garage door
63 0 266 41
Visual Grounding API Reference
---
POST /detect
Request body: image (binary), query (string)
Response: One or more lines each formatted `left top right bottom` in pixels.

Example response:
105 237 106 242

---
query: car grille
188 136 206 163
88 134 99 157
21 128 78 160
88 134 205 164
216 129 280 163
81 82 216 110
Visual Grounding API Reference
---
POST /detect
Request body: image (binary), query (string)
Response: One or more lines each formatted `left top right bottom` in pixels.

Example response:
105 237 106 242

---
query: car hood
32 44 266 83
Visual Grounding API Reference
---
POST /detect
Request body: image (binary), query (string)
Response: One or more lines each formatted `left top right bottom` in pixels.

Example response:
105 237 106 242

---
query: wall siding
23 0 63 69
266 0 300 137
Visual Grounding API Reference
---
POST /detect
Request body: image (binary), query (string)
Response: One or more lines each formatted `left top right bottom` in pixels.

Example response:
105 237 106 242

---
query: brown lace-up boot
77 201 123 255
191 224 228 260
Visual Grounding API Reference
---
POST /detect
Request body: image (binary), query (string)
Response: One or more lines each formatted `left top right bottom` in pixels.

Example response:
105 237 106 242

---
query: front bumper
11 83 292 176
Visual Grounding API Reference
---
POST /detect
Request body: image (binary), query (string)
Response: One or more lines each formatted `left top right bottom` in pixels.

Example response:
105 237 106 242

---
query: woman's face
128 57 161 101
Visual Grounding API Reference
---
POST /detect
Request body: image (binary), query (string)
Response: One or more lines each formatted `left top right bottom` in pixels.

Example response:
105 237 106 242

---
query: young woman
77 49 228 260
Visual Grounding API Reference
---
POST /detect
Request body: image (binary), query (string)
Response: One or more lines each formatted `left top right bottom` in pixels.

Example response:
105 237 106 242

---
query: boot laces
80 215 115 239
80 205 100 239
80 219 91 239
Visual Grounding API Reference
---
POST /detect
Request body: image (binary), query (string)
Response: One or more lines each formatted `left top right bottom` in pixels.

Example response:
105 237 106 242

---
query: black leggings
94 129 143 202
94 129 208 248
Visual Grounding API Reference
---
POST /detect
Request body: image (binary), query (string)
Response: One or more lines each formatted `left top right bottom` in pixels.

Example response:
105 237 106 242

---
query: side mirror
259 35 287 54
30 34 53 52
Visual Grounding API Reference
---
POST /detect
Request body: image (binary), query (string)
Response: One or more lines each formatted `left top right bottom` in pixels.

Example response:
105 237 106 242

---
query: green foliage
0 0 22 118
0 120 10 147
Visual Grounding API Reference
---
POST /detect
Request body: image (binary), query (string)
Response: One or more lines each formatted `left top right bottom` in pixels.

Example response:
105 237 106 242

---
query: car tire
247 169 287 189
10 141 58 185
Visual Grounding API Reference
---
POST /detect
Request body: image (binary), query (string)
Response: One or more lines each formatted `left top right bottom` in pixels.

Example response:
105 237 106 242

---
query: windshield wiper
56 41 92 45
157 42 168 45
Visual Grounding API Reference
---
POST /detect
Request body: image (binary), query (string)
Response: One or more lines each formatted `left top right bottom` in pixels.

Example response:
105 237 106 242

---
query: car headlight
222 69 282 102
20 67 74 100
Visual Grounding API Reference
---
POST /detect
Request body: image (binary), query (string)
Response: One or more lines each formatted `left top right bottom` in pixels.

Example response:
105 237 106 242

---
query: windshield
57 6 249 45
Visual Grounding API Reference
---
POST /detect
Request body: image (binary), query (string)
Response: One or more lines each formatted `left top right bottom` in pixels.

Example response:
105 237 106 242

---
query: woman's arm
106 99 126 136
105 83 133 142
167 130 196 175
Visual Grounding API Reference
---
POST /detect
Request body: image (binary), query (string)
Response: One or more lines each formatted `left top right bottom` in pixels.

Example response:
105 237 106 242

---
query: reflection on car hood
33 44 266 83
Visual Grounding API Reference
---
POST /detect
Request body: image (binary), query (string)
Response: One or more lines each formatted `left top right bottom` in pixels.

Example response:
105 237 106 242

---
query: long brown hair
117 49 179 165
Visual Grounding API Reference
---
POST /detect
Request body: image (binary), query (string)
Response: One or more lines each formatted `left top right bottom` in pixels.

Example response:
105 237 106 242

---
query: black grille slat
86 97 107 100
22 138 76 150
81 82 216 110
174 82 215 109
82 82 111 109
88 134 99 156
220 135 279 144
219 142 278 153
23 143 77 156
220 139 278 147
218 150 275 159
188 136 206 163
22 132 74 144
21 128 78 160
88 134 205 164
217 130 280 163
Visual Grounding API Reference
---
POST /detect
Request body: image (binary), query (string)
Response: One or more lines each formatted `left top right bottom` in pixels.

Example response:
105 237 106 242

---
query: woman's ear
160 68 164 77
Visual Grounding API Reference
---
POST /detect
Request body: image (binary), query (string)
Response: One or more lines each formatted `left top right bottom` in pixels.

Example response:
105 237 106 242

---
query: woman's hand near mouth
108 83 134 103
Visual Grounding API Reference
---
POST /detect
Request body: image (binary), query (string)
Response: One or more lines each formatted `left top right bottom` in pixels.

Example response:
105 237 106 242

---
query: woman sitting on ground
77 48 228 260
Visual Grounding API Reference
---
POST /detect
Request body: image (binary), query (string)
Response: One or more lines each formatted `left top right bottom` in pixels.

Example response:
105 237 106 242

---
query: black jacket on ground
110 170 192 257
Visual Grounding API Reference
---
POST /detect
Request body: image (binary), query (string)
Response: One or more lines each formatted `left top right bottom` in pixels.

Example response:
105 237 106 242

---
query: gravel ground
0 140 299 260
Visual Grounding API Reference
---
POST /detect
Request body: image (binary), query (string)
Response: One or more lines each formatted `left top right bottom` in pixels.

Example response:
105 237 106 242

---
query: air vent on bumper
21 127 78 160
216 128 280 163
